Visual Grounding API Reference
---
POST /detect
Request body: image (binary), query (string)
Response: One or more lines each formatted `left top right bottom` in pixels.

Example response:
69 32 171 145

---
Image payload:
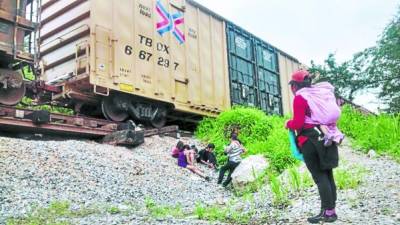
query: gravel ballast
0 135 399 225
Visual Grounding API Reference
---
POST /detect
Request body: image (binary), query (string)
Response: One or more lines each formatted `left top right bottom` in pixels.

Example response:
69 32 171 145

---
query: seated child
177 147 210 181
171 141 184 158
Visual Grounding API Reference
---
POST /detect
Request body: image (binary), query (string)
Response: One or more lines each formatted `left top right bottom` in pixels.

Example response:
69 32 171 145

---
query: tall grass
195 107 297 172
269 174 289 206
334 166 367 190
339 105 400 161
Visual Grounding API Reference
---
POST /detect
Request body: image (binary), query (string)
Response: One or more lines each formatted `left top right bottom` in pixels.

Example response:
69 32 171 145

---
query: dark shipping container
226 23 282 115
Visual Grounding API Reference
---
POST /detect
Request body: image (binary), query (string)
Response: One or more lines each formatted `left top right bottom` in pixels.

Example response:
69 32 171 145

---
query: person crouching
217 133 245 187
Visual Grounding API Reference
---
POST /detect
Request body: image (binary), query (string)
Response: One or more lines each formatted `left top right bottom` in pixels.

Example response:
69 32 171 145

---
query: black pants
196 151 217 167
218 160 240 186
301 139 337 210
208 153 217 167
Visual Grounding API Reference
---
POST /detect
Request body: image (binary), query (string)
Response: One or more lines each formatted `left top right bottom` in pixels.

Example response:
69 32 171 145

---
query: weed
300 171 314 189
234 169 269 196
48 201 70 216
107 206 121 214
145 197 183 219
194 202 252 224
5 201 99 225
288 167 301 192
17 97 74 116
269 174 289 207
334 165 367 190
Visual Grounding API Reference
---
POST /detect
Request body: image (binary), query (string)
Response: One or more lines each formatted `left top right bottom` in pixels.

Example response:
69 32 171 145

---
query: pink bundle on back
296 82 344 144
297 82 340 124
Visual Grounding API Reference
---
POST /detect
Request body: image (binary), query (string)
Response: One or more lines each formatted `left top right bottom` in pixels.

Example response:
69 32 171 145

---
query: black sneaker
307 210 323 224
324 214 338 223
307 212 337 224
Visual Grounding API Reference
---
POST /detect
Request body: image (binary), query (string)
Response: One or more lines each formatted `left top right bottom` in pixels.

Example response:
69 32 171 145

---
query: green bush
195 107 297 172
16 97 74 116
339 105 400 161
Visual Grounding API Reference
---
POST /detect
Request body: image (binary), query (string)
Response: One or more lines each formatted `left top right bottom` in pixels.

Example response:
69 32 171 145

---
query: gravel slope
272 140 400 225
0 136 399 225
0 136 229 225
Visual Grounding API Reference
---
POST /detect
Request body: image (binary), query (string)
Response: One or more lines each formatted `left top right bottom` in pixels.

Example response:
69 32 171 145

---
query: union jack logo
156 0 185 44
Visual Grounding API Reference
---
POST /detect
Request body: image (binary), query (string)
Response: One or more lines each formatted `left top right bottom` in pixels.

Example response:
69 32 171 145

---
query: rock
215 196 226 205
368 149 378 158
231 155 269 188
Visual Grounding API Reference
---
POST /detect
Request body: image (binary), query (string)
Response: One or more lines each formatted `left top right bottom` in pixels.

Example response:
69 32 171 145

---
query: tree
310 8 400 113
364 9 400 113
308 54 368 102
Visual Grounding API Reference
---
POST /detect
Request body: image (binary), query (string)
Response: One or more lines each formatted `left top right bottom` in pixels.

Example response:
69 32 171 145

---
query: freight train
0 0 39 105
2 0 302 128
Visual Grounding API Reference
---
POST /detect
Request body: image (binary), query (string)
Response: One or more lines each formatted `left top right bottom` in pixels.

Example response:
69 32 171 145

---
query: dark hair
191 145 198 153
183 145 190 150
207 143 215 149
231 133 238 141
291 76 312 90
176 141 184 150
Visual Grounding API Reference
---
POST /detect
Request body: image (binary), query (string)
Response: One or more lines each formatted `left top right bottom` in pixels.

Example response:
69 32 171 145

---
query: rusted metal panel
0 106 179 139
278 52 301 115
0 0 36 63
144 125 179 137
0 106 115 137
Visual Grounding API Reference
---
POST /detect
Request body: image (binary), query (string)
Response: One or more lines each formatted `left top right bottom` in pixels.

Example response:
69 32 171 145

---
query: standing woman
285 70 339 223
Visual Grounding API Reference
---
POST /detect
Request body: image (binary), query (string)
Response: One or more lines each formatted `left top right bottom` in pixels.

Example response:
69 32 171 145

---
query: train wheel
101 96 129 122
149 108 167 128
0 70 26 105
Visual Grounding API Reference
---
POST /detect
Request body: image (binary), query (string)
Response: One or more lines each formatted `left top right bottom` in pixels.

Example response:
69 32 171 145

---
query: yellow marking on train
119 83 134 92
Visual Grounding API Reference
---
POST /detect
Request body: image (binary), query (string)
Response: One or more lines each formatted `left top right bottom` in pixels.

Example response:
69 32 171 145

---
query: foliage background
309 8 400 113
195 107 297 173
196 105 400 173
338 105 400 161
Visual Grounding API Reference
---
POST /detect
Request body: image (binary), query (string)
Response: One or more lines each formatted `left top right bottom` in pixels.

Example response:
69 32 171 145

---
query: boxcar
40 0 230 127
39 0 301 127
0 0 38 105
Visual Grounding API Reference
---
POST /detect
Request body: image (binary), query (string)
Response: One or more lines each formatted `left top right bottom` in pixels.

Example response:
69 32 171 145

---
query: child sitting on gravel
183 144 197 166
171 141 184 158
177 146 210 181
196 143 217 170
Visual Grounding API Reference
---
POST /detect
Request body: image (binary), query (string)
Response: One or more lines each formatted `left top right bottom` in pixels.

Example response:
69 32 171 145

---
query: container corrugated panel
226 22 282 115
40 0 90 81
278 52 301 115
88 0 230 116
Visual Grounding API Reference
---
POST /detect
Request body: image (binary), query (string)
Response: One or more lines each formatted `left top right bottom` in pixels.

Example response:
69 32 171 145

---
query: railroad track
0 105 181 146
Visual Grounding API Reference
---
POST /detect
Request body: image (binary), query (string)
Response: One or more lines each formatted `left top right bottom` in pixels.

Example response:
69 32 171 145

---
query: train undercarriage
0 78 174 128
